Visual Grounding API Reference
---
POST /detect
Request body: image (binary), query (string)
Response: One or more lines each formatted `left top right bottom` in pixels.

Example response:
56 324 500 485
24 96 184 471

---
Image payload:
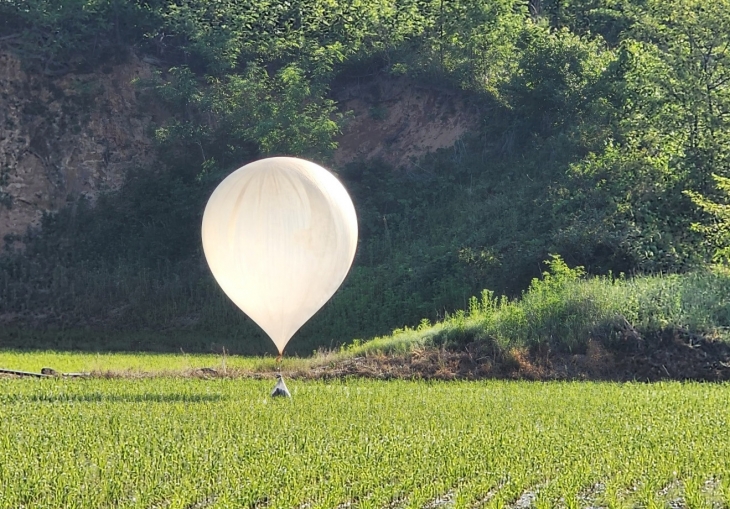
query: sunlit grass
0 378 728 508
360 262 730 356
0 350 315 375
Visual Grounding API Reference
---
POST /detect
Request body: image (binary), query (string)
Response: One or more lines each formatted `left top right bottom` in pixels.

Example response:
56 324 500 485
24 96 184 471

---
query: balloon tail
275 353 283 372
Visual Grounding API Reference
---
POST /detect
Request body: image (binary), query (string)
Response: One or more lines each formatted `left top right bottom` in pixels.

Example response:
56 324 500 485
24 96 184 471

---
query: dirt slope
0 64 478 244
0 51 156 245
297 332 730 382
332 76 480 169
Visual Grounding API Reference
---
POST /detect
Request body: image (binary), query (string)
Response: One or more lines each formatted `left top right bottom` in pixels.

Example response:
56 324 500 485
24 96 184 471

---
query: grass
357 259 730 357
0 377 729 508
0 350 324 376
4 259 730 378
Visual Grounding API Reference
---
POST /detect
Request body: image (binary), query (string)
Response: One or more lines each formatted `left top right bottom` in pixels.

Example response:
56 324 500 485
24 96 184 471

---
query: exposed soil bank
291 331 730 382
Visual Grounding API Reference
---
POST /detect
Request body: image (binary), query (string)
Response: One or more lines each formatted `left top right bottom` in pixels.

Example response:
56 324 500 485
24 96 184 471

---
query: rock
0 50 157 246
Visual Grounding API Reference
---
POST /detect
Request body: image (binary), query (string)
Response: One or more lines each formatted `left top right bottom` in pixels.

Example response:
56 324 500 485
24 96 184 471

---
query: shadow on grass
1 392 228 404
0 326 280 356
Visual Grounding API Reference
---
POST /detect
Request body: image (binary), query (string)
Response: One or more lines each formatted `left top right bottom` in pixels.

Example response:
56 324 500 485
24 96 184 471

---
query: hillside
0 53 476 243
1 0 730 356
0 50 156 242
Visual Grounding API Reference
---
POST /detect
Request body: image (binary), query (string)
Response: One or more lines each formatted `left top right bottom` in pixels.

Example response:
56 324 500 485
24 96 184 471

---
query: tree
686 174 730 263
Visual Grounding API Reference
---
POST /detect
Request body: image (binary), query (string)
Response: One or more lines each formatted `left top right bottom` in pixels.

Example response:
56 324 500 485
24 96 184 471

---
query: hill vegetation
2 0 730 354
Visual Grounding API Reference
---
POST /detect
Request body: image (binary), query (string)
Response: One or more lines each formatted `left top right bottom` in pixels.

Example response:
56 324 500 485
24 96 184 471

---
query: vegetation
4 252 729 377
390 256 730 354
2 0 730 351
1 377 729 508
0 350 263 374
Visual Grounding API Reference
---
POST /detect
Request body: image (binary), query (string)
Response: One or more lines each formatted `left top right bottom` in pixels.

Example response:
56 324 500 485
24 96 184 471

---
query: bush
399 257 730 355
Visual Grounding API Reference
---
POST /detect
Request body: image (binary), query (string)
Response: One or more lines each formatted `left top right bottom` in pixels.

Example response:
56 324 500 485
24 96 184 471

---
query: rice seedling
0 377 728 508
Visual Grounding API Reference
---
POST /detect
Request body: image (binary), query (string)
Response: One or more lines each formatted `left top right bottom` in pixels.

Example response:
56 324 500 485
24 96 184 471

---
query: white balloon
201 157 358 353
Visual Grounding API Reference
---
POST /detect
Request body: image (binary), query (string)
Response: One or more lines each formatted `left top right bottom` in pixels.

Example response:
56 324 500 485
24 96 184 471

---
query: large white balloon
201 157 358 354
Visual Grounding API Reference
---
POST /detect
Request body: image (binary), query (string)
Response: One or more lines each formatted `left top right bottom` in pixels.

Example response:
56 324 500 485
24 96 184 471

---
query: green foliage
1 377 730 507
686 174 730 264
393 0 525 92
551 0 730 273
536 0 639 45
508 26 615 133
0 0 159 73
400 257 730 353
3 0 730 350
149 62 341 172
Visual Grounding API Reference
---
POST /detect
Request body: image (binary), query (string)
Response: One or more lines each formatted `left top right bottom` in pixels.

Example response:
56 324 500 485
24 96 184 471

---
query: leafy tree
549 0 730 273
149 62 341 181
632 0 730 193
686 174 730 263
535 0 640 46
507 25 615 137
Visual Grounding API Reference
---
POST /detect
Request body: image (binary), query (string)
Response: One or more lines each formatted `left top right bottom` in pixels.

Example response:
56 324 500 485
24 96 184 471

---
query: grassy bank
350 258 730 358
4 257 730 364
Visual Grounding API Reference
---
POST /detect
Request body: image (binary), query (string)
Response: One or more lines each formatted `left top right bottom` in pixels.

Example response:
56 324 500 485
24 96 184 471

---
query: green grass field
1 375 729 509
0 350 273 375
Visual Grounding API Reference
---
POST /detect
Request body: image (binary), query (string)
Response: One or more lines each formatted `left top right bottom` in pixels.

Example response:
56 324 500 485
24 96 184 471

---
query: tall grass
355 257 730 355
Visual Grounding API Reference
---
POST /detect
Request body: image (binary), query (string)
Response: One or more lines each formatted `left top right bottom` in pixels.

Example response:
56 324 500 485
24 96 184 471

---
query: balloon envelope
201 157 358 353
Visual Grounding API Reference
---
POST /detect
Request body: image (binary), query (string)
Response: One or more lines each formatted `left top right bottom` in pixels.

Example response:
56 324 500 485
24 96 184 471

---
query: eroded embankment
303 329 730 382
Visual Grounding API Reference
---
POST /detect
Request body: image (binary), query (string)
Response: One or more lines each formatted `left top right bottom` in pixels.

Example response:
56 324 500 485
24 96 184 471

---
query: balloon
201 157 358 354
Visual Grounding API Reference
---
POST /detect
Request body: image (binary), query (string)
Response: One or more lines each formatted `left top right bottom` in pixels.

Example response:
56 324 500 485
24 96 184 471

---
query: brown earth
332 76 480 170
277 332 730 383
0 50 157 245
7 328 724 382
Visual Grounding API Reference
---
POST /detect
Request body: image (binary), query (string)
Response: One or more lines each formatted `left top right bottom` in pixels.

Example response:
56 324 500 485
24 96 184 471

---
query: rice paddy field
1 358 730 509
0 350 271 375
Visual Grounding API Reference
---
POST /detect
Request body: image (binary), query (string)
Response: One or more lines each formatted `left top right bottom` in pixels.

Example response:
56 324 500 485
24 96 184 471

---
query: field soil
288 331 730 382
